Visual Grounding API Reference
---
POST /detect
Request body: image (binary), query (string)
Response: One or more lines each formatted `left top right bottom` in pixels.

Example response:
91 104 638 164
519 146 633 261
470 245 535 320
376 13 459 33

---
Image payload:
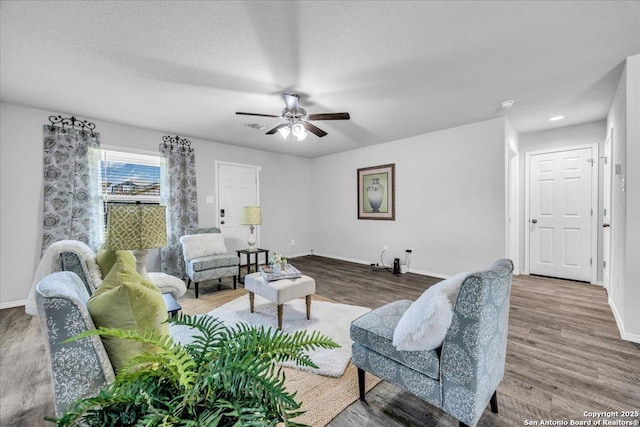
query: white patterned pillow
392 272 470 351
179 233 228 260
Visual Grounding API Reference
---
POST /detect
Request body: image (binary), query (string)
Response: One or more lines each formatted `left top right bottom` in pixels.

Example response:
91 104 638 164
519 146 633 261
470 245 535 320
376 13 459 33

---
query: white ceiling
1 1 639 158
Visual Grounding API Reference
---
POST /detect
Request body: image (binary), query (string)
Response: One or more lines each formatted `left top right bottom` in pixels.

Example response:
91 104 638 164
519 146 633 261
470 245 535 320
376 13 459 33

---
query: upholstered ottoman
244 273 316 329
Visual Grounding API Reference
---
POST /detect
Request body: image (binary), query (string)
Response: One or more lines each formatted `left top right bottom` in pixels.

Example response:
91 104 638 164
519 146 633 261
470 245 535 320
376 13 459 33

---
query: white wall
0 102 313 307
310 117 508 277
505 119 520 274
518 120 607 281
606 53 640 342
622 54 640 340
0 104 43 307
607 66 627 331
1 103 510 308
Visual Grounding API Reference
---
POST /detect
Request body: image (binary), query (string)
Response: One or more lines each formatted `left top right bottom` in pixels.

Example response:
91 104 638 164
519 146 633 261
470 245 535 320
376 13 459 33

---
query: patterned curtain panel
159 141 198 278
41 125 103 254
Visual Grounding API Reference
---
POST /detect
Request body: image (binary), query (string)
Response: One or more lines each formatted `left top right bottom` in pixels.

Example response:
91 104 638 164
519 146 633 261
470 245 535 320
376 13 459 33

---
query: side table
237 248 269 284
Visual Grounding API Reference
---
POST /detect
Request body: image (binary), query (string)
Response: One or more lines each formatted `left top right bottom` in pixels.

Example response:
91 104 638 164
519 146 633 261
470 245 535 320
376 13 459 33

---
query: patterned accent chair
181 227 239 298
350 259 514 427
35 271 115 416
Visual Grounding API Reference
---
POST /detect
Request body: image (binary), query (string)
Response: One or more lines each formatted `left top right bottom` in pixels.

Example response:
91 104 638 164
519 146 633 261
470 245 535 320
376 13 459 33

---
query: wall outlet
291 239 296 246
206 196 214 204
383 245 388 251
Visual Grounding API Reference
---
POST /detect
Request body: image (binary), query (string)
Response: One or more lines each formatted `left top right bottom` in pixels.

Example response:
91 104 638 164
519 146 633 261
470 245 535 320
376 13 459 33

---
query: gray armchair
36 271 115 416
351 259 514 427
180 227 239 298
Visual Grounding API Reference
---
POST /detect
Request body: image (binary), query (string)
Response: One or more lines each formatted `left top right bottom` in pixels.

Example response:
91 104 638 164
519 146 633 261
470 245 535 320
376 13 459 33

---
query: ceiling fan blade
302 121 328 137
307 112 350 121
265 123 289 135
283 93 299 112
236 112 280 118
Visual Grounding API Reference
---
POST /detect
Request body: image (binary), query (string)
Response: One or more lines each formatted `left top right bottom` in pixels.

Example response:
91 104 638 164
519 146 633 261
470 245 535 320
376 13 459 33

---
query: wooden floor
1 255 639 426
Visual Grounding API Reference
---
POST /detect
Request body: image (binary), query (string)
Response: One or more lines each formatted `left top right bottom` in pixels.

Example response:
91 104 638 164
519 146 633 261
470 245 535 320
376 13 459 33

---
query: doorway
524 145 598 283
215 161 261 254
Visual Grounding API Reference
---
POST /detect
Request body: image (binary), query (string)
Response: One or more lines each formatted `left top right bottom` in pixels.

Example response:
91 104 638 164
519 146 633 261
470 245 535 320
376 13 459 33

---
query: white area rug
172 294 370 377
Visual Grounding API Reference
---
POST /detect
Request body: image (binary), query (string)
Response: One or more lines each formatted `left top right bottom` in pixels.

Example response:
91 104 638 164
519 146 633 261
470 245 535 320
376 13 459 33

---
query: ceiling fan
236 93 350 141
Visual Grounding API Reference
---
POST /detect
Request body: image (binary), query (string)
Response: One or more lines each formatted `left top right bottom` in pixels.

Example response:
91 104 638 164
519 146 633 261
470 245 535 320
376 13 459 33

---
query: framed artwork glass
357 163 395 220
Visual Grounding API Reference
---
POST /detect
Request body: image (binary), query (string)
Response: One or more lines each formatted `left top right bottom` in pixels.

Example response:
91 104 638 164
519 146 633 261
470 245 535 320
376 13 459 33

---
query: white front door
216 162 260 253
603 130 613 291
527 146 596 282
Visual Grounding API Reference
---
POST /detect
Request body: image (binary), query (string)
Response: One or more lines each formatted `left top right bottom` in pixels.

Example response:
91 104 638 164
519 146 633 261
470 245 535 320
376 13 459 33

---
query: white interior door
216 162 260 253
527 146 595 282
602 130 612 291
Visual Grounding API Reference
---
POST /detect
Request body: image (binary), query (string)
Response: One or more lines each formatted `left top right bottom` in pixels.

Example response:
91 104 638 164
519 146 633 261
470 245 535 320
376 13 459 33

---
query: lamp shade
239 206 262 225
105 204 167 250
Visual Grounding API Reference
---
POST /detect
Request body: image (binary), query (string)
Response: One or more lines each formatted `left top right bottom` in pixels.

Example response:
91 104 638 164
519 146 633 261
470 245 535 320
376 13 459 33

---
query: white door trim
523 143 599 283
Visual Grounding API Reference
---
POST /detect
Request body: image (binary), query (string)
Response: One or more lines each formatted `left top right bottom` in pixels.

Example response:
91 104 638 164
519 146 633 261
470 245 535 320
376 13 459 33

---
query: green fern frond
169 314 232 363
67 326 176 351
117 349 197 389
193 407 225 426
212 348 300 413
228 324 339 368
57 309 340 426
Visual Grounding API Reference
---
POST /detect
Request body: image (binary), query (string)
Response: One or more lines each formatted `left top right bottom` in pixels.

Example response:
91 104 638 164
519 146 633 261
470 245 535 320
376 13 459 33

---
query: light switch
206 196 214 204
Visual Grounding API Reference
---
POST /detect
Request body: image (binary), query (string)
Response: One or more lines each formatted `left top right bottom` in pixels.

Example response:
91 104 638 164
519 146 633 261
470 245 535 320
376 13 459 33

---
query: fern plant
51 314 339 426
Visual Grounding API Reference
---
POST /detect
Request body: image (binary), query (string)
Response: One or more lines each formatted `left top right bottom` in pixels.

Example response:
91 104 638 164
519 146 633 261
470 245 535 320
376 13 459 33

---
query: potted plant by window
51 314 338 426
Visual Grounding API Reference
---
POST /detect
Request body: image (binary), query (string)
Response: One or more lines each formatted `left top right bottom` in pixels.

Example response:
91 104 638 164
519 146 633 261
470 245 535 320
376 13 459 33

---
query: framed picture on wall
357 163 395 220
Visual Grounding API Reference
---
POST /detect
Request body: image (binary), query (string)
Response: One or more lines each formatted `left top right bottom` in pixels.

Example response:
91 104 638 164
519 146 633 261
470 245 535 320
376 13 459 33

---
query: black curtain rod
162 135 192 152
48 115 97 136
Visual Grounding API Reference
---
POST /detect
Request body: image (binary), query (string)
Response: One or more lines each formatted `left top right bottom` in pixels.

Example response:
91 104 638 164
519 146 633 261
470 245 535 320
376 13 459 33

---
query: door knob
603 223 610 228
531 219 538 224
221 220 225 225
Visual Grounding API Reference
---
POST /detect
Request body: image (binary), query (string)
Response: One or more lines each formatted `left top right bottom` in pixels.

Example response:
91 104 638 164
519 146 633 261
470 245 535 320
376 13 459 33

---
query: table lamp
105 204 167 280
239 206 261 251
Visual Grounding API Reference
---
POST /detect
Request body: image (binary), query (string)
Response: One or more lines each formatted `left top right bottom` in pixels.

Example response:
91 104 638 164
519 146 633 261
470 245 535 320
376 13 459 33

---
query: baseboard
609 297 640 344
0 299 27 310
286 252 312 259
312 252 372 267
312 252 448 279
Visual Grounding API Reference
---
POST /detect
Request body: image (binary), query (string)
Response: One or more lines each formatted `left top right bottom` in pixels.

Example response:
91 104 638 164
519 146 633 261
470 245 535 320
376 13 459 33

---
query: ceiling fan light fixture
292 122 306 139
278 126 290 139
296 130 308 141
238 93 350 140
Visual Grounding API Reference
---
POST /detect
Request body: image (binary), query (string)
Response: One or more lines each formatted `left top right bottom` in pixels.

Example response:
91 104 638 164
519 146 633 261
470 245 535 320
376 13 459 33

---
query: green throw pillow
88 254 169 372
95 246 136 279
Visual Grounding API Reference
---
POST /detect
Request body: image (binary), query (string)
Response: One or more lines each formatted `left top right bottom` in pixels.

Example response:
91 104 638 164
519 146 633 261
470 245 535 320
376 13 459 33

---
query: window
101 149 162 204
100 149 164 237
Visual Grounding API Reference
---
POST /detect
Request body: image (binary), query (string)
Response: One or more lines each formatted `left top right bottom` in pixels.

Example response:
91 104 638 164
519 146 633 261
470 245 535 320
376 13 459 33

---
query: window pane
101 150 162 202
